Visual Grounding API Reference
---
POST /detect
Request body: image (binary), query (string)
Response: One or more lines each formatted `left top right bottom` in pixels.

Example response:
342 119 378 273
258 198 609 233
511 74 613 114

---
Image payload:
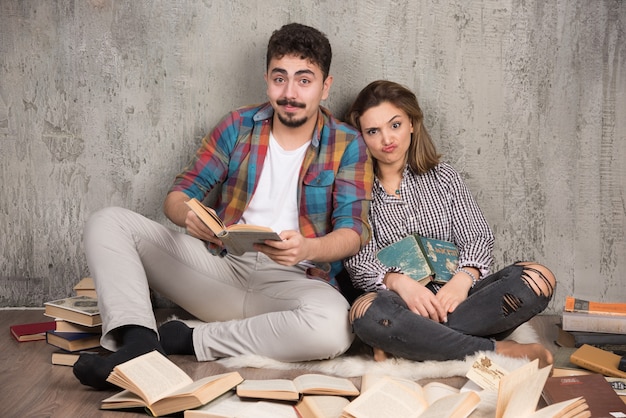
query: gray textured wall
1 0 624 314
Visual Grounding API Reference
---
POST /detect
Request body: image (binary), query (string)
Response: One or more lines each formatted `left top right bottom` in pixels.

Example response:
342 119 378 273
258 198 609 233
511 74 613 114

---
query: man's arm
164 191 221 245
259 228 361 266
163 191 191 227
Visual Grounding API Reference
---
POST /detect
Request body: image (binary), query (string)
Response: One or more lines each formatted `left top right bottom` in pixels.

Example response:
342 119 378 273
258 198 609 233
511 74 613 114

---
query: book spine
562 312 626 334
565 296 626 316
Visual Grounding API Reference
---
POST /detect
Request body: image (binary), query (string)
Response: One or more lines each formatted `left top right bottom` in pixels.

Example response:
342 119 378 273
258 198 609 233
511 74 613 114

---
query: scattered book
46 330 101 352
295 395 350 418
376 234 458 285
102 351 243 417
569 344 626 378
555 324 626 354
185 197 282 256
561 311 626 334
542 373 626 417
565 296 626 316
55 318 102 334
50 348 108 366
9 320 56 342
236 374 359 402
185 391 298 418
73 277 96 298
340 375 480 418
43 295 101 327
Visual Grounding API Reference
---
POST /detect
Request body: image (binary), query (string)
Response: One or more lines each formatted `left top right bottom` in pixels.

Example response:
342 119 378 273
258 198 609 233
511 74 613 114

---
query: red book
10 321 56 342
542 373 626 417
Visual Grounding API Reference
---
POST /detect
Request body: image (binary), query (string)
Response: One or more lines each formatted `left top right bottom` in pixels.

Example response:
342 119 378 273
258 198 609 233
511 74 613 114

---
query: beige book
185 197 281 256
341 376 480 418
101 351 243 417
236 374 359 402
185 391 297 418
295 395 351 418
73 277 97 298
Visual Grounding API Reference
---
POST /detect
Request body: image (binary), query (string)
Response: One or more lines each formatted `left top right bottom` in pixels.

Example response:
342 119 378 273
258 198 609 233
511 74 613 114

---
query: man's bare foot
373 347 390 362
495 340 554 368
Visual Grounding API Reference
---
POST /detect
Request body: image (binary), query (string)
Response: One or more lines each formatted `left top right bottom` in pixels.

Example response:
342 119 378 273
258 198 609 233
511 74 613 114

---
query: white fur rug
176 317 539 381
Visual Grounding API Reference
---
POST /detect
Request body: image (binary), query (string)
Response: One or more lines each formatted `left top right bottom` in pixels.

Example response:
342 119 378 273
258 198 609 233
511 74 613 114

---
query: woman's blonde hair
348 80 440 175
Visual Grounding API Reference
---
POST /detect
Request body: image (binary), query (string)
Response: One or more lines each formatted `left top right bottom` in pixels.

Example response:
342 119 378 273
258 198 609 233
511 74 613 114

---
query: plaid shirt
170 102 373 281
344 163 494 292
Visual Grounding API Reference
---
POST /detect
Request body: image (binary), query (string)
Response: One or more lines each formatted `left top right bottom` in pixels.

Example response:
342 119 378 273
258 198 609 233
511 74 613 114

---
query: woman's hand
435 272 473 314
384 272 447 322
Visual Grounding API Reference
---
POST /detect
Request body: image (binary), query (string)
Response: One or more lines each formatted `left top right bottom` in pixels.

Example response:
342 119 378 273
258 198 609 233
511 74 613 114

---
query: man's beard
277 112 308 128
276 99 307 128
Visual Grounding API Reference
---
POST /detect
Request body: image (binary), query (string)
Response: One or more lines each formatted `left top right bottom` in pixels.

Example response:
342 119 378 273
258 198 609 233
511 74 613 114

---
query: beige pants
84 206 353 362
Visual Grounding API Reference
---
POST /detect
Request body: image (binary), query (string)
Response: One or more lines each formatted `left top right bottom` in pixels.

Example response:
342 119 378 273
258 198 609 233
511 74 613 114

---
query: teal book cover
417 236 458 284
376 235 458 285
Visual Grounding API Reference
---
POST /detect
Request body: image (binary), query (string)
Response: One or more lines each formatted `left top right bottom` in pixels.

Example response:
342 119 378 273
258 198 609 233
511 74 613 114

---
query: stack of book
557 296 626 355
43 278 103 366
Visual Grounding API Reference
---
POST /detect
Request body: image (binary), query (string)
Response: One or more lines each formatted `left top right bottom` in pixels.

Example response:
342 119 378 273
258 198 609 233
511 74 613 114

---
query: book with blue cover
376 235 458 285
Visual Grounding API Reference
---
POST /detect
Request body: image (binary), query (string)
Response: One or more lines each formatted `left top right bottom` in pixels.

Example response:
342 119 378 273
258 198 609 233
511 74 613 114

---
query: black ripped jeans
351 263 552 361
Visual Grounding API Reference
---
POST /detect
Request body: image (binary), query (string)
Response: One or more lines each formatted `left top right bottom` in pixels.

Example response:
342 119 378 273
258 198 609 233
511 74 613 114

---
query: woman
344 80 555 366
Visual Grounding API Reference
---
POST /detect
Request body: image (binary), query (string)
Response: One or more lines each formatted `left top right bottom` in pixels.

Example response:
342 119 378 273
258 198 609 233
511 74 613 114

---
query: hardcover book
561 311 626 334
569 344 626 378
555 324 626 353
43 295 101 327
73 277 96 298
565 296 626 316
185 197 282 256
46 330 101 352
542 373 626 417
10 321 56 342
376 235 458 285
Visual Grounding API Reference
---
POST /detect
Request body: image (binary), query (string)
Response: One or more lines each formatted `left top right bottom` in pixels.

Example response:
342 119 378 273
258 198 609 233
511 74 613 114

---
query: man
73 23 373 390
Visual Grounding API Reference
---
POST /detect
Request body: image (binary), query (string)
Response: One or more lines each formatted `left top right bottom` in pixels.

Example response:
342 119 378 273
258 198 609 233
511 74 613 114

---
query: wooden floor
0 309 561 418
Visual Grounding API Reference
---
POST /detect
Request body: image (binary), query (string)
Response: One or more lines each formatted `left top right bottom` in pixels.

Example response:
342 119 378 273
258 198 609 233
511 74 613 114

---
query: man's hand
385 273 448 323
255 230 310 266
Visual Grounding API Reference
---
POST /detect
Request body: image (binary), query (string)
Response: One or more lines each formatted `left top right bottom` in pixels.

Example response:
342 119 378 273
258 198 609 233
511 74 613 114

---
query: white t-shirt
240 132 310 233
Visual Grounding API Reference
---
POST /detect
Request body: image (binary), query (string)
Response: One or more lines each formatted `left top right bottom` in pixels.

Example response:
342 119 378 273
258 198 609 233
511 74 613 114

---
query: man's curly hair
266 23 332 80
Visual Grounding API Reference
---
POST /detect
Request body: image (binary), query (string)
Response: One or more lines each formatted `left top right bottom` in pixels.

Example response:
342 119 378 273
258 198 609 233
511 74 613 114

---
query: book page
360 374 421 394
107 351 193 405
293 374 359 395
296 395 350 418
528 397 587 418
497 359 552 418
342 377 427 418
422 381 462 405
185 392 298 418
418 391 481 418
236 379 298 398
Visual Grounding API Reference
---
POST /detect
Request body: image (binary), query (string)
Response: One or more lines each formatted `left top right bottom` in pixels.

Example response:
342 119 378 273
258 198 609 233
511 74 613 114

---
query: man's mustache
276 99 305 108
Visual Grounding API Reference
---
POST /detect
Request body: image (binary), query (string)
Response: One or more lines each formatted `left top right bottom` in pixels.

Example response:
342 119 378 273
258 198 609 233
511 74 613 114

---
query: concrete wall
1 0 624 313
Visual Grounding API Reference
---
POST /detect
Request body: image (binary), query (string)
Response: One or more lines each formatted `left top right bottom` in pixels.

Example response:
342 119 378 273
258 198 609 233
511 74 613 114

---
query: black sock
73 325 165 390
158 320 195 355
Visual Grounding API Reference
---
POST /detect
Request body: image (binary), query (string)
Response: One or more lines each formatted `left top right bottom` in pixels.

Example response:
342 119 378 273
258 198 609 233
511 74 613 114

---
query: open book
185 197 281 256
340 374 480 418
101 351 243 417
236 374 359 402
465 356 590 418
